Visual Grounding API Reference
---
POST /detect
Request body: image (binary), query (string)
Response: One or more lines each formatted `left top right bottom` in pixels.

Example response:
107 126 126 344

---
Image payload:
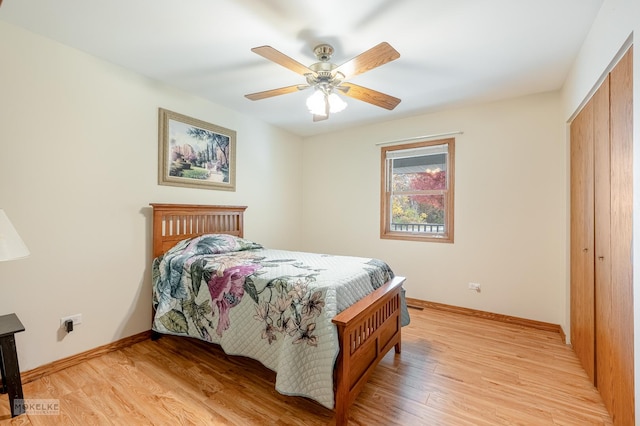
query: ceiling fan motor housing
313 44 334 61
308 61 338 80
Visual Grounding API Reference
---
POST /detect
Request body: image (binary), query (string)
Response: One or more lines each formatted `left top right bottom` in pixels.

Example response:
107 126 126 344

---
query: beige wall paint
0 21 303 372
560 0 639 418
301 92 567 327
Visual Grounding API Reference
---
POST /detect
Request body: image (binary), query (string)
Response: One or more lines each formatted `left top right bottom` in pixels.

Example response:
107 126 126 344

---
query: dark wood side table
0 313 25 417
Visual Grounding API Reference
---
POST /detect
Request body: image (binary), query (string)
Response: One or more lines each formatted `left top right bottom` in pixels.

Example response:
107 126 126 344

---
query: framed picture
158 108 236 191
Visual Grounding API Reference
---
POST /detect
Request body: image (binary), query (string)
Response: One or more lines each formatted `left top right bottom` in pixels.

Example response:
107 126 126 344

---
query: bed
150 203 407 425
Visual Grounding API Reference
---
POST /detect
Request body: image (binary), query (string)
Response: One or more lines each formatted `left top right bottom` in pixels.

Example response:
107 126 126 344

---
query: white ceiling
0 0 603 137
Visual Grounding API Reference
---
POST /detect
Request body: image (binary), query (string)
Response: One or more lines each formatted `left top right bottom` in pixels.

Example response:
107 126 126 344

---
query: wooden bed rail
332 276 405 425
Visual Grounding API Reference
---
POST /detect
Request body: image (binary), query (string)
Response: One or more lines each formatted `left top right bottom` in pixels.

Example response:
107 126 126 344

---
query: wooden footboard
332 276 405 426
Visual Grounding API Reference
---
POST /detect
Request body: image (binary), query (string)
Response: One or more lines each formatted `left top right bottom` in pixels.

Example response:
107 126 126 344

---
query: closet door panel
570 97 595 383
608 46 634 426
593 76 611 398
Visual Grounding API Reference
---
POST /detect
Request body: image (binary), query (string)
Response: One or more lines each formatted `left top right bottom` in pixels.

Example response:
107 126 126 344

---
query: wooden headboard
150 204 247 258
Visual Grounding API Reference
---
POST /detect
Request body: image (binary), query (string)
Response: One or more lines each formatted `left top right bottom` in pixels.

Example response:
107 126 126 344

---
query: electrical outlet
60 314 83 329
468 282 481 293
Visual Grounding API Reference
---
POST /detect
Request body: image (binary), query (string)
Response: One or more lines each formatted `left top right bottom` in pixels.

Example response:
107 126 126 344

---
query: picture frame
158 108 236 191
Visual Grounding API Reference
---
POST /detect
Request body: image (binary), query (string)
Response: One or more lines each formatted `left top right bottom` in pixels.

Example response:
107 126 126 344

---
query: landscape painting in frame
158 108 236 191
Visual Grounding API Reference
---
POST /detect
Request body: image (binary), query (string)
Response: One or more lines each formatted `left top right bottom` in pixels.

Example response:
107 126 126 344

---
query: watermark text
13 399 60 415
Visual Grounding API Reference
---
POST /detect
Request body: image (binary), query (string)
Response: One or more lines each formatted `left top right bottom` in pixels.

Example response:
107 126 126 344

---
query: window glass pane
391 152 447 192
400 163 447 192
390 194 445 234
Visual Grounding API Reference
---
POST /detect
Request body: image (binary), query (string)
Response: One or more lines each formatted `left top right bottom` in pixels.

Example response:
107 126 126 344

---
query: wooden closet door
605 46 634 426
570 95 595 383
593 75 611 396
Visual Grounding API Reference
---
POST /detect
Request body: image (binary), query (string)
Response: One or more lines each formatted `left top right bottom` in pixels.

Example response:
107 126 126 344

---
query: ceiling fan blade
340 83 401 110
245 85 302 101
335 42 400 80
251 46 312 76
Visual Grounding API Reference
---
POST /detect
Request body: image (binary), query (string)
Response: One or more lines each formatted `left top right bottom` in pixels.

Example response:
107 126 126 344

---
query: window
380 138 455 243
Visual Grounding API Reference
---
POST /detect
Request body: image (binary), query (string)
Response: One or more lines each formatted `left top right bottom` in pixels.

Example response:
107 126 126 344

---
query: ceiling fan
245 42 401 122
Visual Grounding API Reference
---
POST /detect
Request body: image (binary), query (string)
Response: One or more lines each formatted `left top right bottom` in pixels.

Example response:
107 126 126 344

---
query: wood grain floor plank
0 307 614 425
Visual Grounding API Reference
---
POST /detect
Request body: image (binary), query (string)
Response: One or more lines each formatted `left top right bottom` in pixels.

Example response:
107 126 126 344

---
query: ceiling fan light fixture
306 90 347 116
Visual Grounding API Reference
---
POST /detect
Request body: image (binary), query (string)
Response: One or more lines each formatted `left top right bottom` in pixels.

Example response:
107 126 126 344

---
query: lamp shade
327 93 347 113
0 209 30 261
306 90 328 116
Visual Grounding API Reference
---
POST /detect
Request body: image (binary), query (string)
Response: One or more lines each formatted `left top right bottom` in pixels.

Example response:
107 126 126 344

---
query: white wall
560 0 639 419
0 21 303 372
301 92 567 327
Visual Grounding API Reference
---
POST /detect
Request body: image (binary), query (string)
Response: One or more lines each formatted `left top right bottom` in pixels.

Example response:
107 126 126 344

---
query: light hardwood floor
0 307 614 425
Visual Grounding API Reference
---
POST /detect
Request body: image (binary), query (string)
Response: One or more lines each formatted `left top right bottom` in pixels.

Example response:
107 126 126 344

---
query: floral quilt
151 234 402 409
